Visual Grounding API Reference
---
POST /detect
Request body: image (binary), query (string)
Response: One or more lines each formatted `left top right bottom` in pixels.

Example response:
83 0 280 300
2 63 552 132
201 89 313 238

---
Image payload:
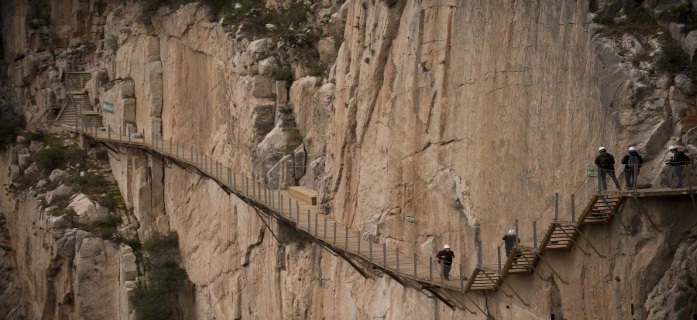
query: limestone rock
47 184 73 204
49 169 70 183
258 57 278 77
36 179 48 189
17 153 30 167
674 74 696 96
68 193 108 224
252 105 276 144
15 136 27 145
29 140 45 153
252 75 275 98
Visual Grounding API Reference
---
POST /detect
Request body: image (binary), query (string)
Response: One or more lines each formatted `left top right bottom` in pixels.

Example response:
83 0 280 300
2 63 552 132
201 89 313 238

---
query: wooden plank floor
79 126 466 291
605 187 697 197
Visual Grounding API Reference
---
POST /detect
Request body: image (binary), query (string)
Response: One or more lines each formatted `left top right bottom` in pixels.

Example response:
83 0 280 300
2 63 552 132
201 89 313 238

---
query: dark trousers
625 168 639 188
442 263 452 280
600 168 621 190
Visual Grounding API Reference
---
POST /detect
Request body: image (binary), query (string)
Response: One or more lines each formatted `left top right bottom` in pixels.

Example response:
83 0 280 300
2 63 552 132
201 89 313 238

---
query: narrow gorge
1 0 697 319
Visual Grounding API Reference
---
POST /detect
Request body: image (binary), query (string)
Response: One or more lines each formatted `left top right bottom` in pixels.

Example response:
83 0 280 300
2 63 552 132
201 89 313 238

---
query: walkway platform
605 187 697 197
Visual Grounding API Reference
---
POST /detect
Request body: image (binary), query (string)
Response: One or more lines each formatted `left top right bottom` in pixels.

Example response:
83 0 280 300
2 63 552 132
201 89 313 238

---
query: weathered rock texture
3 0 697 319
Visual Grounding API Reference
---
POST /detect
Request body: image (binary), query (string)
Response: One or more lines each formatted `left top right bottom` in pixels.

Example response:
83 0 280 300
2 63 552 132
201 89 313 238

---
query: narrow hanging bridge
62 65 695 311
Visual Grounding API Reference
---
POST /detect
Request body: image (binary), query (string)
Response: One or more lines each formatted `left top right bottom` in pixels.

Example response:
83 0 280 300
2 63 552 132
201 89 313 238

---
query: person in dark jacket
595 147 621 191
436 245 455 280
621 147 643 189
502 229 519 257
667 145 691 188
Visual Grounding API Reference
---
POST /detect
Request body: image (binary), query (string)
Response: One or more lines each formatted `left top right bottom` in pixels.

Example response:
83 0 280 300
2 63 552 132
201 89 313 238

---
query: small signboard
586 169 598 178
406 216 415 223
103 101 114 114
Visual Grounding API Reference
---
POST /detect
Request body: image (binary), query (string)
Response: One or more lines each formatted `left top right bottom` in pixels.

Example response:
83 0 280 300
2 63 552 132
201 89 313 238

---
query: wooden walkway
72 124 697 310
77 126 467 292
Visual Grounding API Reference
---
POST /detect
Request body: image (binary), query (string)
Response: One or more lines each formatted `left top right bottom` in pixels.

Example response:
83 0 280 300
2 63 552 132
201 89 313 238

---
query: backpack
628 155 640 167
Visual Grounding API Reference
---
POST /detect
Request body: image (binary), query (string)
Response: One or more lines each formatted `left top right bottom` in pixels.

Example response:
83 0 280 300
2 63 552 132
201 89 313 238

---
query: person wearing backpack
595 147 621 191
667 145 691 188
621 147 643 189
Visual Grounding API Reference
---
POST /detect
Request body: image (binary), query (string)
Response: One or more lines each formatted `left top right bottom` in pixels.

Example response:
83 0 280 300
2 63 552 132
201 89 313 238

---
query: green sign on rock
103 101 114 114
406 216 415 223
586 169 598 178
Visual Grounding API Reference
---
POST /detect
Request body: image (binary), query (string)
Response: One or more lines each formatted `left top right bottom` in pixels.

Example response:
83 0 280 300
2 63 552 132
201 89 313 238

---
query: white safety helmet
443 244 450 249
669 145 677 151
629 147 636 151
598 147 607 152
508 229 516 235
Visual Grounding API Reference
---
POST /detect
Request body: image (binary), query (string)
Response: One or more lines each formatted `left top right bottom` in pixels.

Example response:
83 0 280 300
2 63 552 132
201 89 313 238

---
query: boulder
16 136 27 145
36 179 48 189
68 193 108 224
252 75 275 98
10 165 20 181
49 169 70 183
29 140 45 153
674 74 696 96
47 184 73 204
17 153 30 167
24 163 40 177
258 57 278 77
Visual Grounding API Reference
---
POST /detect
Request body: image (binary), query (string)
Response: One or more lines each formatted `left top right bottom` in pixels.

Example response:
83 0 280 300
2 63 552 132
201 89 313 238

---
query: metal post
357 231 361 255
314 212 317 236
571 194 576 223
190 148 193 164
396 248 400 273
169 139 172 154
633 162 639 194
227 168 231 188
383 243 387 268
323 216 327 241
533 220 538 250
280 194 284 215
498 246 502 275
345 226 348 251
234 173 237 192
108 125 111 140
296 201 300 225
369 239 373 262
597 168 603 194
429 257 433 282
515 219 519 238
554 193 559 222
119 126 122 142
245 176 249 195
414 253 417 279
176 143 179 157
459 264 465 291
289 198 292 221
333 221 337 246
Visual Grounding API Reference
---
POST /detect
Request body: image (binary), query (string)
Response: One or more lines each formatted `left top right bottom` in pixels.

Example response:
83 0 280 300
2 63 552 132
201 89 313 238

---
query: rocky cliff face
2 0 697 319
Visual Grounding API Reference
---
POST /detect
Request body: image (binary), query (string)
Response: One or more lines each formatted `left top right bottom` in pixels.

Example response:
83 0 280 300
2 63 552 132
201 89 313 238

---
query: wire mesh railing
78 124 469 291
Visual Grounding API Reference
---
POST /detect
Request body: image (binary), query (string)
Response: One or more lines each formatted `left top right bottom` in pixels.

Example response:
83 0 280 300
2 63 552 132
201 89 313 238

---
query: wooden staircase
501 245 538 276
577 195 625 227
465 267 502 291
55 72 102 128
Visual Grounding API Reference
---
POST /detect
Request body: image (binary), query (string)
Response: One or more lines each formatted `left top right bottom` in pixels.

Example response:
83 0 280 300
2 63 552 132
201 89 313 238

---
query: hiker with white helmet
594 147 621 191
666 145 691 188
621 147 643 189
436 244 455 280
502 229 519 257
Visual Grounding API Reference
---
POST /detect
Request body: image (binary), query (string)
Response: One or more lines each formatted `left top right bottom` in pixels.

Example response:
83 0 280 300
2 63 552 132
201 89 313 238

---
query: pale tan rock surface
3 0 697 319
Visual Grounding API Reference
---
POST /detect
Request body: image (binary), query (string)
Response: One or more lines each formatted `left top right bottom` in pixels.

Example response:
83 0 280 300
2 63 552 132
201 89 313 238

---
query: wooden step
288 186 318 205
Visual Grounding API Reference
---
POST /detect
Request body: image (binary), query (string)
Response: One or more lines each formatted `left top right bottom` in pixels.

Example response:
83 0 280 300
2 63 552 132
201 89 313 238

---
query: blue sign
103 101 114 114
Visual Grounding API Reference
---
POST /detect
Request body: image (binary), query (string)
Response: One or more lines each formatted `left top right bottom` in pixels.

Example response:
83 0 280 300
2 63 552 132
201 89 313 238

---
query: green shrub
0 105 24 151
593 15 615 25
656 42 693 74
32 146 85 172
130 232 189 320
95 149 109 161
122 238 143 251
71 173 110 194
